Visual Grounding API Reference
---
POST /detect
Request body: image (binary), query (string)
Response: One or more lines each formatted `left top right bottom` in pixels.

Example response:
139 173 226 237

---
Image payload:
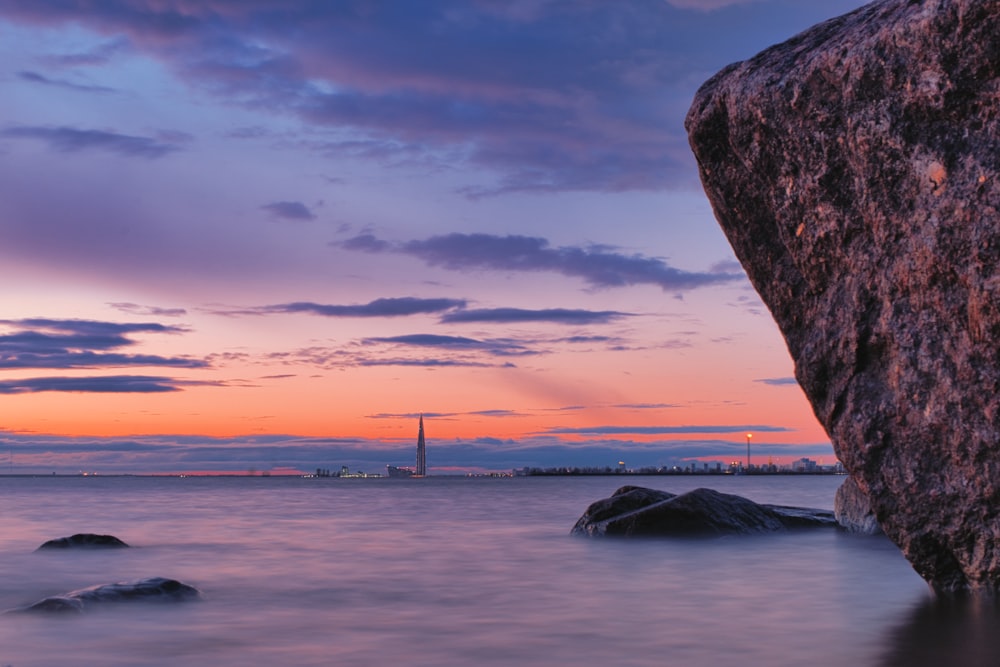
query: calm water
0 474 993 667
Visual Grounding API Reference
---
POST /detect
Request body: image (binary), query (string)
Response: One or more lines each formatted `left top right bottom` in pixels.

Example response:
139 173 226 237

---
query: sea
1 474 996 667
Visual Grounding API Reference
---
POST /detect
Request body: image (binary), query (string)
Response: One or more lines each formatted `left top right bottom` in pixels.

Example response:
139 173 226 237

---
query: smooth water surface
0 474 986 666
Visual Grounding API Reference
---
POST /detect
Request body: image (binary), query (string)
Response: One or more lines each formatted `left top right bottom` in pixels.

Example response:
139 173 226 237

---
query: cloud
256 297 467 318
108 303 187 317
0 375 189 394
0 318 186 336
662 0 757 10
363 333 536 356
41 36 130 67
555 335 617 344
261 200 316 221
356 357 502 368
0 125 180 158
367 409 522 419
0 351 206 370
755 377 799 386
340 233 741 292
0 318 204 370
541 424 793 435
338 233 392 253
0 2 870 195
613 403 679 409
441 308 630 325
17 70 116 94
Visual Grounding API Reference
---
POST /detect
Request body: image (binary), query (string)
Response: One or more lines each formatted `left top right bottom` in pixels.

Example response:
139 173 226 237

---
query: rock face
36 533 129 550
571 486 835 537
834 477 883 535
686 0 1000 593
12 577 201 614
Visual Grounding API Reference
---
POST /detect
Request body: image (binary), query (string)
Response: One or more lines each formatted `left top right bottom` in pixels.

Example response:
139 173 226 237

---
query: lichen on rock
686 0 1000 594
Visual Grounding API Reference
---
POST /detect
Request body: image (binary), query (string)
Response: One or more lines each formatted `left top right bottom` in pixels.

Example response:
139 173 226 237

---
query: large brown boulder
686 0 1000 594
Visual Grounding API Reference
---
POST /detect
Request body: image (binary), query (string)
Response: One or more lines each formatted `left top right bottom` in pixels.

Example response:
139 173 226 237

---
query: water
0 474 990 667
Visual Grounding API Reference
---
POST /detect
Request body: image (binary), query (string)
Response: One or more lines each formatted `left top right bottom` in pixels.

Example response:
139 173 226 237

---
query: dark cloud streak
0 125 179 158
258 297 467 318
543 424 793 435
0 375 187 394
17 70 116 94
261 201 316 221
363 333 536 357
341 233 740 292
0 318 204 371
441 307 630 325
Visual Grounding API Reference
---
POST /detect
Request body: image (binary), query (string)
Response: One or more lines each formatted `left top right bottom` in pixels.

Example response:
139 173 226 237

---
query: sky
0 0 871 475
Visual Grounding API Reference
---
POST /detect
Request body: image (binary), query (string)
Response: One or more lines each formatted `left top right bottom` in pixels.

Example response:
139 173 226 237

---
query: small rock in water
36 533 129 550
11 577 201 615
572 486 835 537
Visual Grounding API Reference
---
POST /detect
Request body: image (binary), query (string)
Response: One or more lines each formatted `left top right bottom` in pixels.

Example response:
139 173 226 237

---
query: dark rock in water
572 487 835 537
835 477 883 536
37 533 129 550
11 577 201 615
686 0 1000 594
571 486 676 535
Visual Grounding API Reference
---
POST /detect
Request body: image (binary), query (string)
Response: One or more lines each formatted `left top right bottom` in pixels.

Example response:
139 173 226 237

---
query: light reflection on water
0 474 974 667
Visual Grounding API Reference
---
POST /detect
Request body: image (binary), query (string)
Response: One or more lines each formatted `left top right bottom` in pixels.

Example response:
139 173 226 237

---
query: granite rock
686 0 1000 593
835 476 883 536
572 486 835 537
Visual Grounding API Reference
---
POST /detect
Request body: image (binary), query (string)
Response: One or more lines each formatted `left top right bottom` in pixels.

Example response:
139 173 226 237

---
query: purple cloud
364 333 536 356
356 358 502 368
542 424 793 435
1 318 185 336
341 233 741 292
441 308 630 325
0 375 188 394
755 377 799 386
613 403 679 409
0 1 869 194
0 319 204 370
108 303 188 318
258 297 467 318
261 201 316 221
0 125 180 158
17 70 116 94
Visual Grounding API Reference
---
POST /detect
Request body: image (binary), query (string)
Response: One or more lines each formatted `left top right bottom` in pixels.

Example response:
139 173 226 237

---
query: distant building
416 414 427 477
790 457 818 472
388 414 427 478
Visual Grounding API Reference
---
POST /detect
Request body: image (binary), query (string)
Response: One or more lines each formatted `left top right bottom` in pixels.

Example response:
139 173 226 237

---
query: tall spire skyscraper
416 414 427 477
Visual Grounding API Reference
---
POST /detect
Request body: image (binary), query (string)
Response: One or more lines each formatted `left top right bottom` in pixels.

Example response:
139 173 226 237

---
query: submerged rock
12 577 201 615
686 0 1000 593
572 486 835 537
36 533 129 550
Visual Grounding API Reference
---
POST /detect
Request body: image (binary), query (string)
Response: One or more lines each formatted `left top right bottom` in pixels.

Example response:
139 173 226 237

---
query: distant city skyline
0 0 868 474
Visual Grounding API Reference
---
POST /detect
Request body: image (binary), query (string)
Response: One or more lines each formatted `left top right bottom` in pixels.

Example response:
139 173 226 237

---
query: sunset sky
0 0 869 474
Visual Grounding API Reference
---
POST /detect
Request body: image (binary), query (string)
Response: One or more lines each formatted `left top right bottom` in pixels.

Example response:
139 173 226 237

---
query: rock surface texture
835 477 883 535
571 486 835 537
11 577 201 614
686 0 1000 593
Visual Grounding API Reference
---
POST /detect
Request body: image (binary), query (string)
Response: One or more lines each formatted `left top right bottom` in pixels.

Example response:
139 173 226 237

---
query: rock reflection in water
882 596 1000 667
